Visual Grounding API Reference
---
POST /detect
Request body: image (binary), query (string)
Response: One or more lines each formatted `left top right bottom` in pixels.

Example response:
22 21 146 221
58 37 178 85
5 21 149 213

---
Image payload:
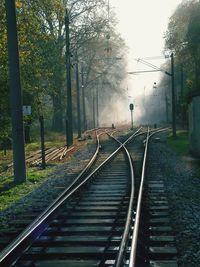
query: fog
92 68 170 128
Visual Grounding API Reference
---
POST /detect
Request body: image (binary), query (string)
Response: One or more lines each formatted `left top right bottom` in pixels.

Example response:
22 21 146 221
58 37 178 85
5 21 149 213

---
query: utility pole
65 9 73 147
165 90 169 123
180 64 184 128
93 88 96 128
39 116 46 169
5 0 26 183
81 63 87 131
180 65 184 101
75 51 81 138
171 53 176 137
96 84 99 128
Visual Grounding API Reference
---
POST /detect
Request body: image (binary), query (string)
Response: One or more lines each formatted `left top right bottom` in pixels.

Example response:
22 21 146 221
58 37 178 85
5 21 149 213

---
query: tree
164 0 200 91
78 26 128 128
28 0 108 132
186 2 200 89
163 0 200 126
0 0 128 143
0 2 10 144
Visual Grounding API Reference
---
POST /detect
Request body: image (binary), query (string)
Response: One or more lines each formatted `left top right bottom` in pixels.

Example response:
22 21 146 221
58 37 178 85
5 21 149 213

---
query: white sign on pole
23 106 31 116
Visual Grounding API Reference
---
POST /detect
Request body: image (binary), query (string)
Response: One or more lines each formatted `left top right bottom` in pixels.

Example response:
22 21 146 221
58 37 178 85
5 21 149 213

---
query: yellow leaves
0 25 7 54
19 50 31 62
15 0 22 8
186 79 193 89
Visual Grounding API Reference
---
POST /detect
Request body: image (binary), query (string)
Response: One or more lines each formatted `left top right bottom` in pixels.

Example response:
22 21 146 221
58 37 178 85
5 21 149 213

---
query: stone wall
189 95 200 156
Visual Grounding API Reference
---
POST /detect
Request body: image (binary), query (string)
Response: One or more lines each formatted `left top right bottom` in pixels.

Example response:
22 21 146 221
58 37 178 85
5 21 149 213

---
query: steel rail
149 127 170 138
108 128 153 267
109 134 135 267
111 127 163 266
129 127 169 266
129 128 150 266
0 128 139 266
0 130 103 266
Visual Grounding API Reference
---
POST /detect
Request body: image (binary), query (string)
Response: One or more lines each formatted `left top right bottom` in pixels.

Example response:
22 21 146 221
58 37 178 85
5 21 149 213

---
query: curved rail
110 127 167 266
0 127 145 266
109 134 135 267
129 127 169 266
0 130 105 266
109 128 150 267
0 128 138 266
129 128 150 266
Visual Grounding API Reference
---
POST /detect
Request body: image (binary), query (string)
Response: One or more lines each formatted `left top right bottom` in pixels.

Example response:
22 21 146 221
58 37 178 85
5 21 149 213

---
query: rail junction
0 127 177 267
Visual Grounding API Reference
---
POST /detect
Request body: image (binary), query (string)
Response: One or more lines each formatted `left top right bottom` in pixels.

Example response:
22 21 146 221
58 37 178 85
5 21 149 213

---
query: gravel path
148 133 200 267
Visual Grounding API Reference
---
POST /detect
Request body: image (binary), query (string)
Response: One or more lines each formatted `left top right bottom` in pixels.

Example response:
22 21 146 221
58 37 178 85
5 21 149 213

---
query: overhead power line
135 58 172 76
127 70 159 74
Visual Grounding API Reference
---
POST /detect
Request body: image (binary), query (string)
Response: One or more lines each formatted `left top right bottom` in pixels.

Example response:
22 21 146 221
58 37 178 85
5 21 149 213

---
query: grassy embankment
167 130 189 155
168 130 200 175
0 132 84 211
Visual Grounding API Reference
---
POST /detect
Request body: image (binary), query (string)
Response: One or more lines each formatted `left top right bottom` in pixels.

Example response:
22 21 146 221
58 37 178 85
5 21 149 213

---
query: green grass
26 132 66 152
167 130 189 155
168 130 200 176
0 150 13 171
0 131 90 212
0 132 67 167
0 166 55 211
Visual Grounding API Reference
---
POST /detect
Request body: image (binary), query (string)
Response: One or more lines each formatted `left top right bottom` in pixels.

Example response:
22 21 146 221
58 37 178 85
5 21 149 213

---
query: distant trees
78 27 127 128
0 2 10 144
160 0 200 126
164 0 200 90
0 0 128 143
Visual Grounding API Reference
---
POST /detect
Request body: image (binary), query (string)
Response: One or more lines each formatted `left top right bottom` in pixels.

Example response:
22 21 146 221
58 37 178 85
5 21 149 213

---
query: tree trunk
24 125 31 143
52 93 63 131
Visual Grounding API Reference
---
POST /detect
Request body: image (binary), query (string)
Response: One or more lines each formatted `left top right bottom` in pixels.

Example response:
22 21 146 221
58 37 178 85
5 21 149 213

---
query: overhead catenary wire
137 58 171 74
128 58 172 76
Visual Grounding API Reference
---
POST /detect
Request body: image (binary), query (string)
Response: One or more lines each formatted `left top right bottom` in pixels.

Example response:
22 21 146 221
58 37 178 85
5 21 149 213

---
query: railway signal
129 103 134 130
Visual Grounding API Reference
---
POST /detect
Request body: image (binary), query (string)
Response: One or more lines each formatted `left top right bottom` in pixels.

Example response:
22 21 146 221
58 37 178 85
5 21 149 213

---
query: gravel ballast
148 133 200 267
1 130 200 267
0 142 96 232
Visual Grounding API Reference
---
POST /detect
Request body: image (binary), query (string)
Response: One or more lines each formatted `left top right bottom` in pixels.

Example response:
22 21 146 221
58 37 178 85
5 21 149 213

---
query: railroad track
0 128 130 260
0 127 178 266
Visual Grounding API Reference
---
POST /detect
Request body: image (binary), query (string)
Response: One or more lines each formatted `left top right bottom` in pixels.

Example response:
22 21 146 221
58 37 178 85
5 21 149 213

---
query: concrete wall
189 95 200 156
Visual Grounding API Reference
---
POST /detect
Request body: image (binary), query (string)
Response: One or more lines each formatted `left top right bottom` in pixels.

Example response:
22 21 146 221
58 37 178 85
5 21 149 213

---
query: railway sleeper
15 259 102 267
149 260 178 267
132 175 176 264
15 246 121 261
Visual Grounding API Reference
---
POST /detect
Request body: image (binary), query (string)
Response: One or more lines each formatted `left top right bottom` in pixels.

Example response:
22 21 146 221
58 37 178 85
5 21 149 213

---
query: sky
109 0 183 122
112 0 182 59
